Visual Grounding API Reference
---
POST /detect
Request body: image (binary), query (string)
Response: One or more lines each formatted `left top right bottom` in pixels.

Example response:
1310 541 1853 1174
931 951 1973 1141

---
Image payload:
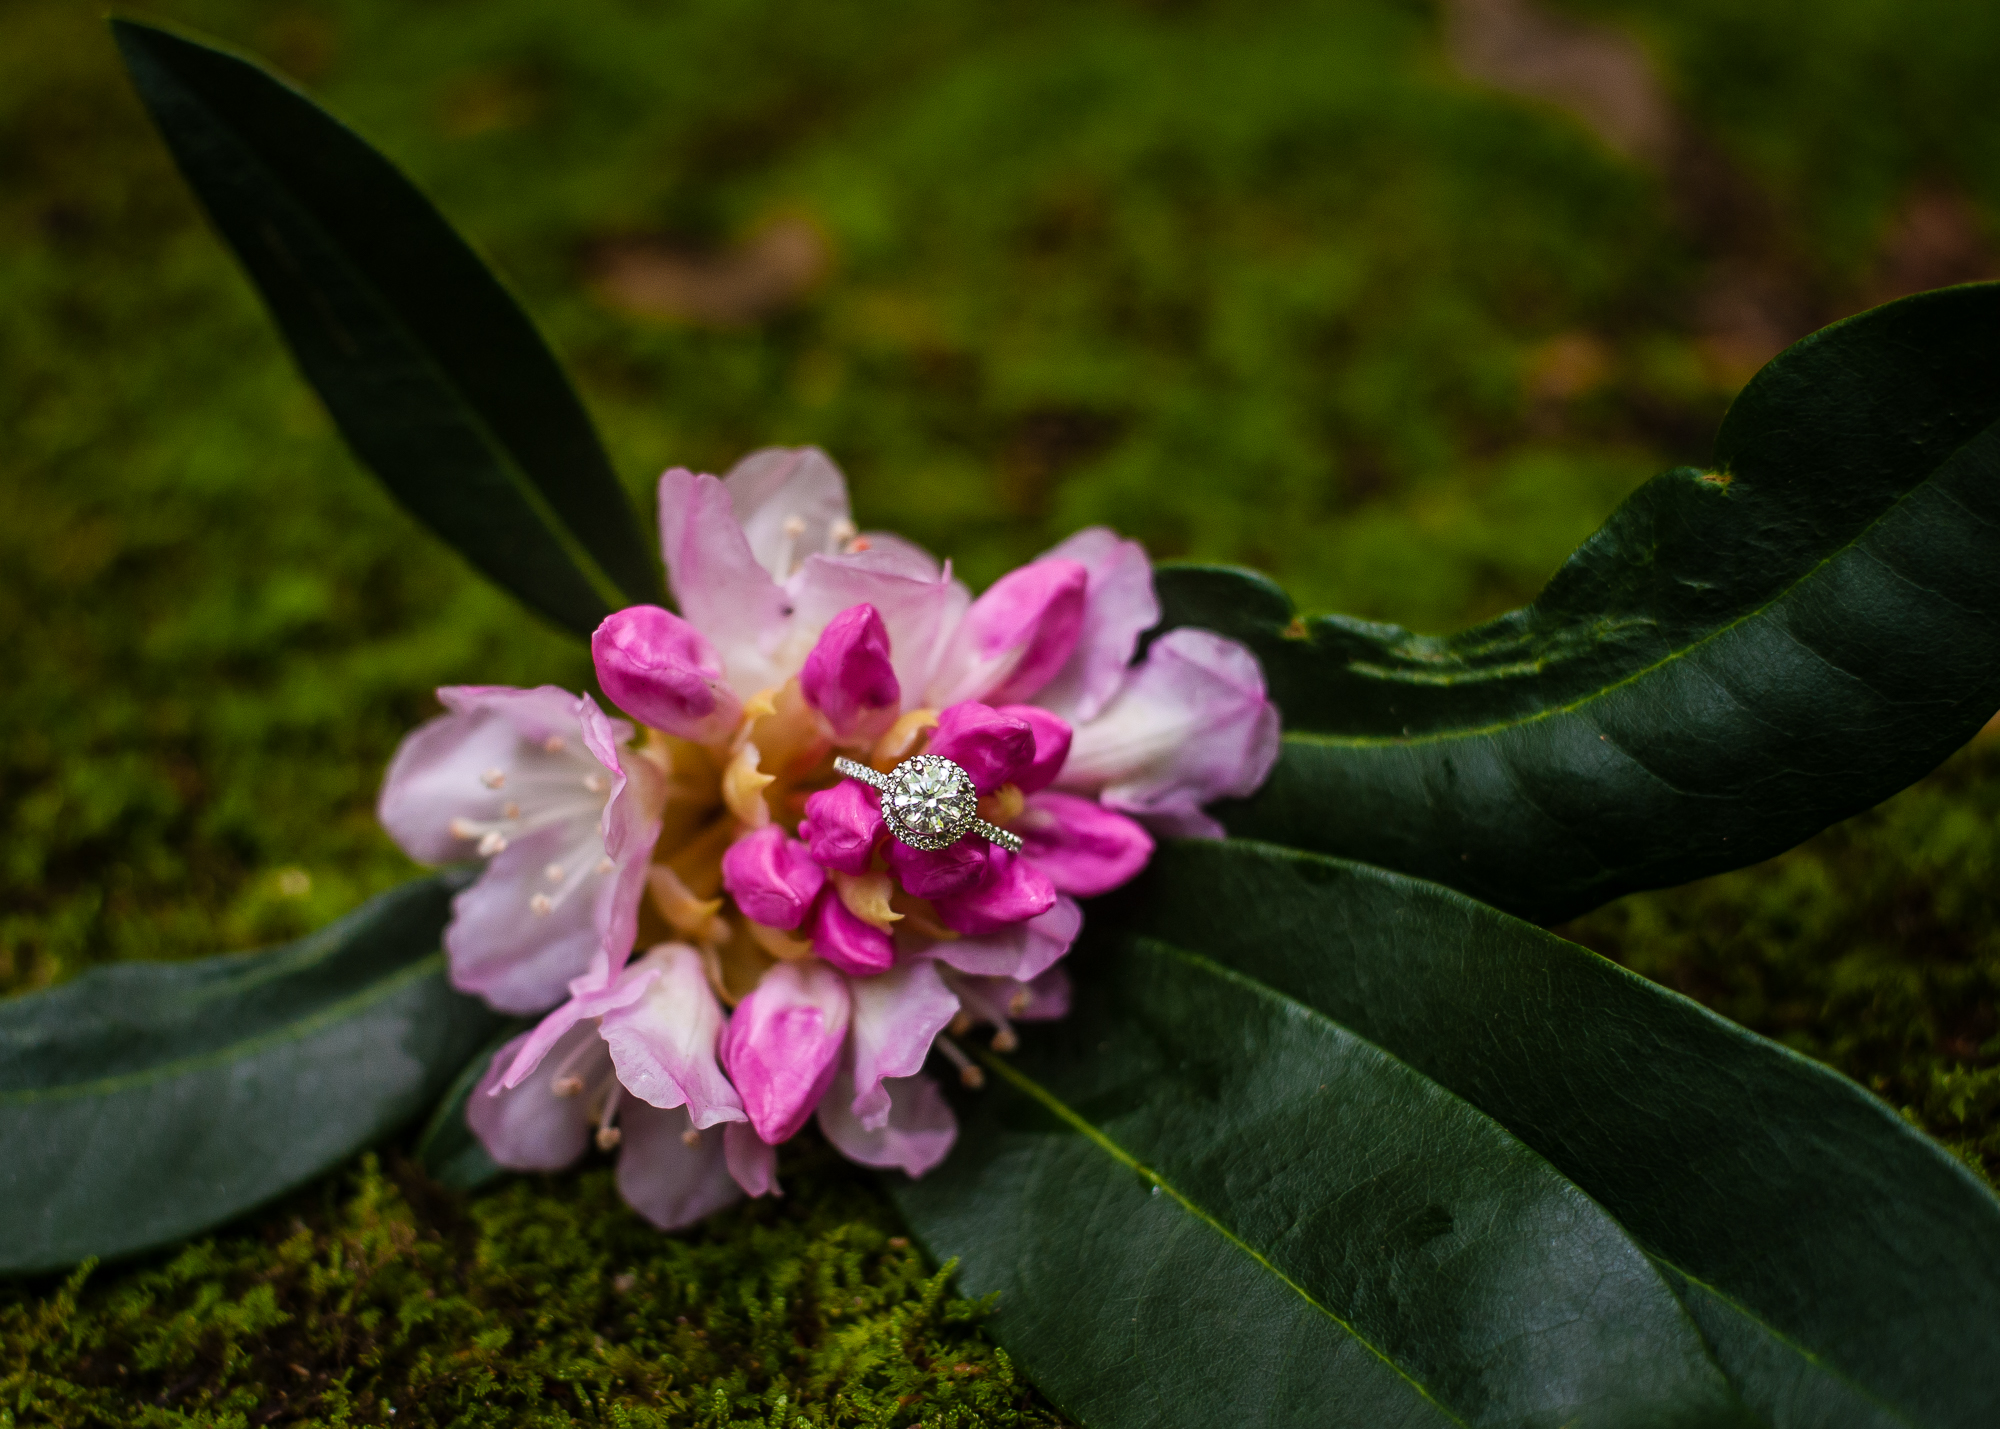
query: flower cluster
380 448 1278 1228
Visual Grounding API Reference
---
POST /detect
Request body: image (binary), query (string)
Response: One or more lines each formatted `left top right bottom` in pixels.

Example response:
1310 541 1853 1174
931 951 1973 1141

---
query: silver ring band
833 755 1024 855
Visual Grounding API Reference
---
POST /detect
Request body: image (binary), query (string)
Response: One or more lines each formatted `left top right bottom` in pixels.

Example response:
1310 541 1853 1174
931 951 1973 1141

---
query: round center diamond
880 755 978 851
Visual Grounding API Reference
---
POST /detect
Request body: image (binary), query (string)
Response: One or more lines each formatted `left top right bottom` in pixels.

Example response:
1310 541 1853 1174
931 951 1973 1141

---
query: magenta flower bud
720 960 851 1144
591 604 742 744
808 886 896 977
1014 792 1154 897
721 825 826 931
799 780 884 875
995 704 1072 794
883 836 988 900
926 702 1036 793
933 845 1058 936
958 558 1088 704
801 603 901 740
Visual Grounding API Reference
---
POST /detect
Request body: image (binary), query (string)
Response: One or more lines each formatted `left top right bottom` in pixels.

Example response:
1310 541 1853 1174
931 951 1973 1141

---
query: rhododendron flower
380 445 1278 1229
378 686 663 1013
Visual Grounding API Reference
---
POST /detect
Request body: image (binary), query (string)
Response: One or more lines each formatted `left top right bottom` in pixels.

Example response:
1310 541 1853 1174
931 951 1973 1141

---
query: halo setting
832 755 1024 855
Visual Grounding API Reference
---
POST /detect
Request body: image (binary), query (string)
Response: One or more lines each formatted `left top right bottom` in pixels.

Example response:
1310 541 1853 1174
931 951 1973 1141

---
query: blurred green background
6 0 2000 1419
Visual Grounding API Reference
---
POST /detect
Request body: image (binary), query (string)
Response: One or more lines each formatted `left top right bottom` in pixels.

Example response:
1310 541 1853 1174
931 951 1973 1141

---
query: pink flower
469 943 775 1230
382 445 1278 1212
378 686 664 1013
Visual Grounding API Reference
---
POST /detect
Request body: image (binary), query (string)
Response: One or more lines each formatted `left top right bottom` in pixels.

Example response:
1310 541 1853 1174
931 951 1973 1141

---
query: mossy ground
3 0 1998 1423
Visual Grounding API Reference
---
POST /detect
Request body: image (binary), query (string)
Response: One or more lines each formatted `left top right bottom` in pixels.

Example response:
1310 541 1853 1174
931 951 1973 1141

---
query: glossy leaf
0 874 504 1274
1095 839 2000 1428
896 936 1750 1428
113 19 660 638
1157 284 2000 922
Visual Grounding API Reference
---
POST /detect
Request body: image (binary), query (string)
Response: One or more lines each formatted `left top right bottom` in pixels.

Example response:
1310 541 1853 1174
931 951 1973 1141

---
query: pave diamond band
833 755 1024 855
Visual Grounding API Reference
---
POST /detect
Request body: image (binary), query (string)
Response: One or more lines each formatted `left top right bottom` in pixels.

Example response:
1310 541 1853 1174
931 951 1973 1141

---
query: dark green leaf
112 19 660 638
1100 840 2000 1428
414 1023 524 1192
1157 284 2000 922
896 936 1749 1428
0 874 505 1274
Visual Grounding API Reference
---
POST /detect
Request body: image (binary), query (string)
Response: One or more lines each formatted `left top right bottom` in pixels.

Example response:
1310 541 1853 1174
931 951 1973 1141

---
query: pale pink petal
1058 628 1280 834
614 1101 744 1230
498 964 655 1089
931 846 1058 936
846 960 960 1129
799 779 884 875
882 836 988 900
724 1121 781 1198
1017 792 1154 897
446 823 611 1014
723 446 854 580
922 896 1081 983
722 825 826 931
1032 529 1160 724
817 1066 956 1177
1021 964 1072 1019
791 549 969 702
468 1029 594 1171
591 605 742 744
657 466 789 696
931 560 1088 706
807 887 896 976
995 705 1072 795
800 604 900 742
582 695 664 980
925 702 1035 793
378 685 603 864
598 944 745 1128
719 960 852 1144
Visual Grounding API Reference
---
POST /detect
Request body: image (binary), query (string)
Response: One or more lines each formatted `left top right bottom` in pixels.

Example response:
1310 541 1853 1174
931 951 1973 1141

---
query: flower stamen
935 1035 984 1089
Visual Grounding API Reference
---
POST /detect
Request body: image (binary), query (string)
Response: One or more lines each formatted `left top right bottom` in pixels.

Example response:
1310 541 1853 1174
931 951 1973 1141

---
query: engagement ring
833 755 1024 855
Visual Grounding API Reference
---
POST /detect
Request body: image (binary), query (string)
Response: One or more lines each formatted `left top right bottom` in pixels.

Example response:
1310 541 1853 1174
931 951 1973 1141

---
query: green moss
1 1150 1062 1428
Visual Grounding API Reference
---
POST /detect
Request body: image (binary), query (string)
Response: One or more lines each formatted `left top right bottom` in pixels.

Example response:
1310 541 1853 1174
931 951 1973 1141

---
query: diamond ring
833 755 1024 855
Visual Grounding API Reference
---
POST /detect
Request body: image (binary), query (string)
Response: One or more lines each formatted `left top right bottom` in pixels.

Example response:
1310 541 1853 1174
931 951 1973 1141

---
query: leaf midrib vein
975 1046 1468 1427
0 954 447 1105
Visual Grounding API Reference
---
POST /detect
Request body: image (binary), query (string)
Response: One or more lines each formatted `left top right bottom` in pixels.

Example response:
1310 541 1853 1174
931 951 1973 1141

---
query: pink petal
817 1066 956 1177
724 1121 781 1198
719 960 852 1144
994 705 1072 795
800 604 901 741
583 695 664 980
498 964 655 1089
467 1029 593 1171
598 944 745 1129
1031 529 1160 724
934 559 1089 706
1021 964 1072 1019
378 685 605 864
614 1101 744 1230
1058 628 1281 834
883 836 987 900
807 887 896 976
924 896 1081 983
1016 792 1154 897
446 823 613 1014
791 548 970 703
799 779 884 875
657 467 789 696
925 702 1035 793
845 960 960 1129
721 825 826 931
591 605 743 744
722 446 854 580
931 846 1058 936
